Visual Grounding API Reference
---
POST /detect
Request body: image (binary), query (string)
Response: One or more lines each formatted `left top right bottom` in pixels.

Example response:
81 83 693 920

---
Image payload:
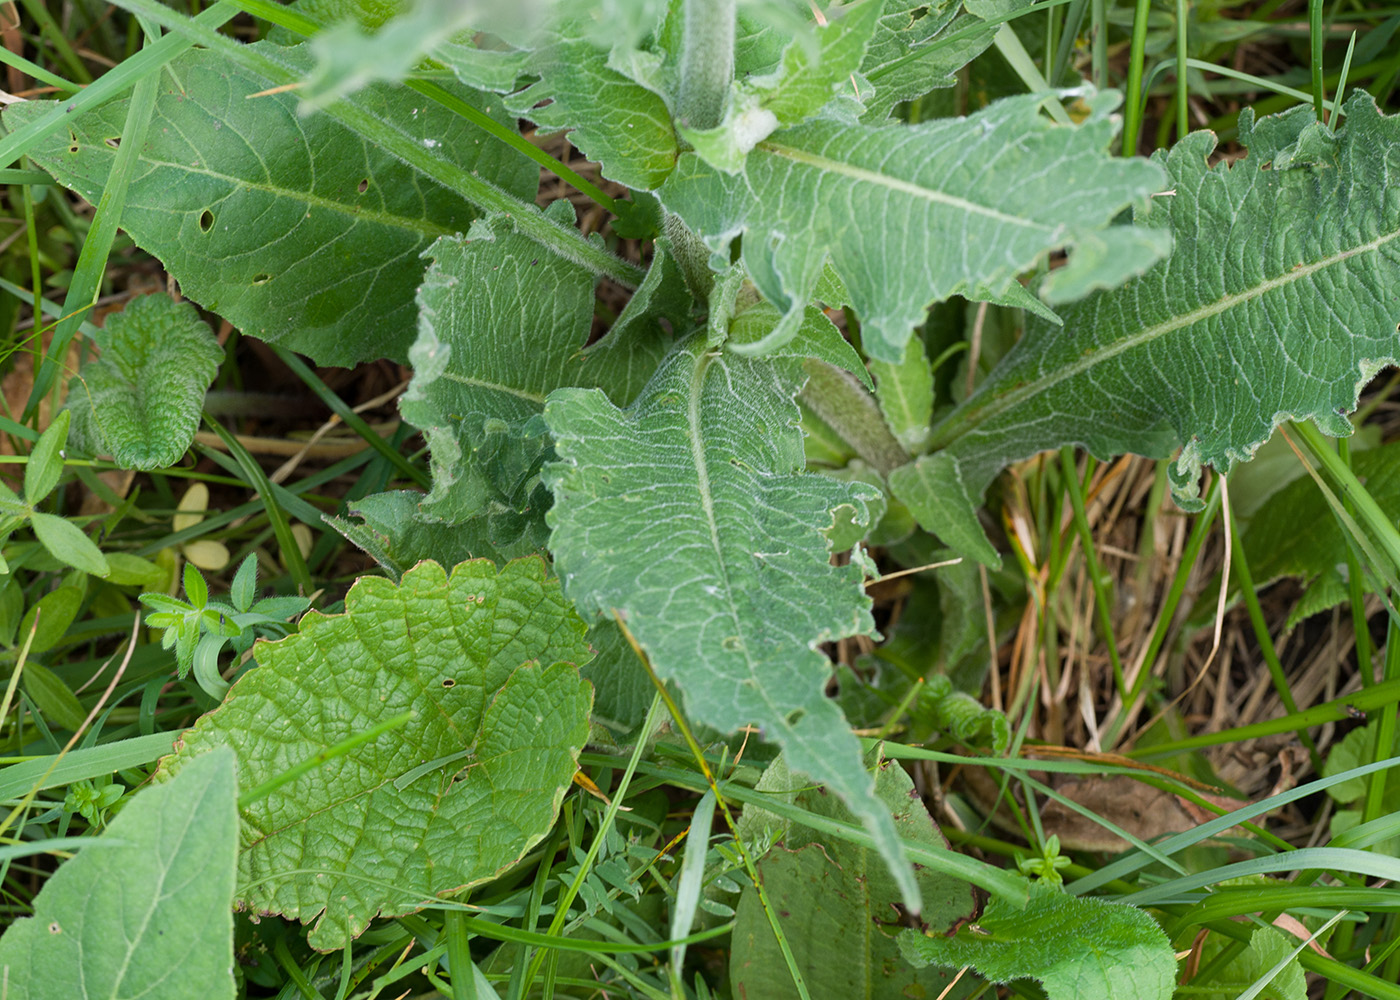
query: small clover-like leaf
25 410 70 504
29 512 109 578
156 558 593 950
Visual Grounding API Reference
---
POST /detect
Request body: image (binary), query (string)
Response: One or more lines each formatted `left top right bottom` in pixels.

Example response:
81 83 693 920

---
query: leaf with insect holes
899 880 1175 1000
658 89 1167 361
66 295 223 471
900 93 1400 563
0 747 238 1000
155 558 592 951
542 333 925 907
3 43 537 366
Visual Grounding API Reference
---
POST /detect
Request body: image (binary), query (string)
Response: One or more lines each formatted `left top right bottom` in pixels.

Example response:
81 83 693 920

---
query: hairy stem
679 0 736 130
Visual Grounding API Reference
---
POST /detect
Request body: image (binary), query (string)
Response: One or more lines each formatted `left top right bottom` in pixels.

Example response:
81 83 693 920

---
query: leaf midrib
930 223 1400 449
88 148 459 241
757 139 1055 233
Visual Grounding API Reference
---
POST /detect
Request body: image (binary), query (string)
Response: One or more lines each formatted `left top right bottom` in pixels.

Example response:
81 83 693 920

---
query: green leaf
543 334 923 906
858 0 1002 122
888 452 1000 567
65 295 222 471
869 335 934 452
21 662 87 732
29 513 109 577
728 299 871 388
25 410 69 505
659 90 1166 361
1191 925 1307 1000
731 745 979 1000
0 747 238 1000
17 585 84 654
496 32 679 191
1241 442 1400 628
899 880 1176 1000
681 1 882 173
156 558 593 951
102 552 164 587
327 490 487 577
918 94 1400 558
400 213 682 553
5 44 537 366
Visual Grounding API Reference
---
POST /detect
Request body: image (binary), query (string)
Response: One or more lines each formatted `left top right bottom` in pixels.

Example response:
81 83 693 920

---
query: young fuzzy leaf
543 334 922 906
659 90 1167 360
65 295 222 471
400 213 684 557
4 44 537 366
156 559 593 951
898 880 1175 1000
858 0 1004 122
0 747 238 1000
906 93 1400 559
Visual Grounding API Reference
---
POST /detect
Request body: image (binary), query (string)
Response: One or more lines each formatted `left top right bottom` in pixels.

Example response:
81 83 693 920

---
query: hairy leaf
899 880 1175 1000
858 0 1002 121
66 294 222 470
659 90 1166 360
400 212 685 558
543 334 923 905
157 559 593 950
0 747 238 1000
907 93 1400 559
5 44 537 366
732 746 979 1000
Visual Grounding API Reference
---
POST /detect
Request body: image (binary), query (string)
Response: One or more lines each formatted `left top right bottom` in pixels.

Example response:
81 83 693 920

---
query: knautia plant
1 0 1398 997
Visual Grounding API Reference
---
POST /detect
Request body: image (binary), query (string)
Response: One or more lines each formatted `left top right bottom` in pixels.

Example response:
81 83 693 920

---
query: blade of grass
0 46 80 94
1175 0 1189 138
1122 0 1153 153
270 346 428 490
1331 29 1357 129
1226 494 1322 772
993 24 1072 124
229 0 621 215
1060 447 1128 704
520 690 664 989
1310 0 1326 119
16 0 93 84
108 0 646 289
0 1 242 170
22 43 161 420
1339 436 1376 682
236 710 414 809
203 416 315 594
1290 422 1400 585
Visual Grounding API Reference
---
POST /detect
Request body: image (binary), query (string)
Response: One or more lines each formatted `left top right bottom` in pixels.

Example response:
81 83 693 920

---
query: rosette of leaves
156 558 594 950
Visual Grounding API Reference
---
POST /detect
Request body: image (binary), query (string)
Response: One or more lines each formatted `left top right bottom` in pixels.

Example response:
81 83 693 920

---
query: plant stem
1309 0 1326 119
1292 422 1400 578
1122 0 1153 155
678 0 736 130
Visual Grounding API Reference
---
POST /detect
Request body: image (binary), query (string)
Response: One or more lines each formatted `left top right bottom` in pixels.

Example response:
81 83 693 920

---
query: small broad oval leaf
66 295 223 471
157 558 593 951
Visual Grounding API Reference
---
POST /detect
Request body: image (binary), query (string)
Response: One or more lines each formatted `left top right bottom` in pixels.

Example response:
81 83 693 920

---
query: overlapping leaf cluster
8 1 1400 981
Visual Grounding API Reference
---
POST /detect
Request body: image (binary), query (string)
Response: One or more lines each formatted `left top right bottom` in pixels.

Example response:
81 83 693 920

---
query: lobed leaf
899 880 1176 1000
399 212 685 559
907 93 1400 560
157 559 593 950
542 334 923 906
659 90 1167 360
0 747 238 1000
4 44 537 366
67 294 223 470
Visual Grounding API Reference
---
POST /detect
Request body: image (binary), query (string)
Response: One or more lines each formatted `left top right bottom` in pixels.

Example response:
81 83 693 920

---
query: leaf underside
157 558 593 951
